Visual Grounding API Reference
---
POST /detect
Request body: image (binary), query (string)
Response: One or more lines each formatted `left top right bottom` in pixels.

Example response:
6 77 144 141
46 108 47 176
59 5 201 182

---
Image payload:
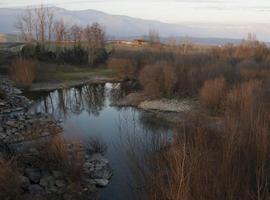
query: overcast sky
0 0 270 24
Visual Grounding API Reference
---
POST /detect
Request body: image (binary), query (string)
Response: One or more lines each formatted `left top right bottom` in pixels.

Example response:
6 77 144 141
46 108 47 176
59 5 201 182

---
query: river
24 82 171 200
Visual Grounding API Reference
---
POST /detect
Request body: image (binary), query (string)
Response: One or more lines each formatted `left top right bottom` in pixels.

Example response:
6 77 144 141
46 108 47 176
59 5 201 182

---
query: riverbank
30 76 124 92
0 77 62 143
112 92 201 125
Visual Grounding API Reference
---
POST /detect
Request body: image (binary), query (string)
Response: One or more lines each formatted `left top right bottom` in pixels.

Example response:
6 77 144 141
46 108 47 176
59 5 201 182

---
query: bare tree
83 23 106 65
168 37 177 47
54 19 67 43
247 32 257 42
15 4 54 44
15 7 34 42
35 4 46 45
148 29 160 45
46 8 54 42
70 24 83 46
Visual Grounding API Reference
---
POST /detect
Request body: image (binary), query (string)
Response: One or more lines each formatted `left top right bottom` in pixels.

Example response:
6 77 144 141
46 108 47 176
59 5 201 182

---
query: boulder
18 175 31 190
55 180 66 188
94 179 109 187
40 176 55 188
90 167 112 180
25 168 41 184
52 170 64 179
28 184 46 196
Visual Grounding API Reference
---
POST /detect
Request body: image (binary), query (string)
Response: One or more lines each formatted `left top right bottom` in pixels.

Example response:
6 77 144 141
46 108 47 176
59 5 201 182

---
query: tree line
15 5 106 66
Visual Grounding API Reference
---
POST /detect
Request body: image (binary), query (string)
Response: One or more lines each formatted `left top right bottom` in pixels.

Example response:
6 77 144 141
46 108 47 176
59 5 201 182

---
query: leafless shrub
139 63 163 98
9 57 38 88
43 137 85 182
199 77 226 111
108 58 135 79
139 62 177 98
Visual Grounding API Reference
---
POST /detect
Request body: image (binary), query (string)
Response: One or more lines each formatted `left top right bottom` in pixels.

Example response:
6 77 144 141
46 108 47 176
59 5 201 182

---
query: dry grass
9 57 38 88
0 158 21 200
43 137 85 182
199 77 226 111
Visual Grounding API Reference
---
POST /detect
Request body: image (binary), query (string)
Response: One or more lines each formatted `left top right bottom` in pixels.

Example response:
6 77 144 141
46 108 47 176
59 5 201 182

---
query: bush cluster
21 44 108 66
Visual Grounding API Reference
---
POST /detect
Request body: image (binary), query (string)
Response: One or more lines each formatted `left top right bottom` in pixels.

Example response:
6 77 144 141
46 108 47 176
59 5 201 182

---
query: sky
0 0 270 24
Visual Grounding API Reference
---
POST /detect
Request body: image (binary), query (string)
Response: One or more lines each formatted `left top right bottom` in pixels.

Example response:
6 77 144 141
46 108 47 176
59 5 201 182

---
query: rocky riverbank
0 113 62 143
0 78 30 114
0 77 62 143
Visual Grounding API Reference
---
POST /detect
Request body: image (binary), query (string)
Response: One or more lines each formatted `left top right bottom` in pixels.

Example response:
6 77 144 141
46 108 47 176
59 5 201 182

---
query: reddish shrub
199 77 226 111
107 58 135 79
9 57 37 88
139 62 177 98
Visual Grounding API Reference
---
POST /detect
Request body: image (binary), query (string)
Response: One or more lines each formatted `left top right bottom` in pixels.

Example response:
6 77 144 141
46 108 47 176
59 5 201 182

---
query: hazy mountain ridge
0 7 269 44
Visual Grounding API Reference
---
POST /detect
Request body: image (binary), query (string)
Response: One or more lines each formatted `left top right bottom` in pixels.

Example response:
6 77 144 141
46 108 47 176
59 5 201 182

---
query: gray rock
84 162 94 169
84 178 96 185
52 170 64 179
90 167 112 180
25 168 41 183
28 184 46 196
55 180 66 188
40 176 55 188
46 185 58 193
41 132 50 136
18 175 31 190
94 179 109 187
89 154 109 164
6 121 17 127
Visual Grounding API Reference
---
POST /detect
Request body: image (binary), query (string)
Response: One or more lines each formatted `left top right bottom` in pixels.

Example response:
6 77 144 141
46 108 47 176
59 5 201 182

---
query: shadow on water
24 82 172 200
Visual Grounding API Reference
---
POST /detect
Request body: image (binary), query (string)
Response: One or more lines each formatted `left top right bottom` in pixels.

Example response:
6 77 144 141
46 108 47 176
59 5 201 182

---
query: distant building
108 39 149 47
133 39 148 46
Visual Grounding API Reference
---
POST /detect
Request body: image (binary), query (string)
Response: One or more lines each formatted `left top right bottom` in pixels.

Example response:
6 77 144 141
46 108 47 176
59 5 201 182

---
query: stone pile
84 153 113 187
0 113 62 143
14 144 112 199
0 77 31 114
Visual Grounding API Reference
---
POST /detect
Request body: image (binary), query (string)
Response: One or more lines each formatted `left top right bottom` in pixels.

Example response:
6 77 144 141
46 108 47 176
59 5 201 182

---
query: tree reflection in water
83 84 106 116
29 83 112 119
113 109 172 200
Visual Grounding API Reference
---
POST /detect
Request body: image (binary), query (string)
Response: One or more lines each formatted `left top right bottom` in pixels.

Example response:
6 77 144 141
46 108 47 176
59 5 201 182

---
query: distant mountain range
0 7 269 44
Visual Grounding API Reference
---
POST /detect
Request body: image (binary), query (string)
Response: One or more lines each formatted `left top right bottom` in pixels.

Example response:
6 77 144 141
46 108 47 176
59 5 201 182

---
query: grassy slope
0 42 116 82
36 63 115 82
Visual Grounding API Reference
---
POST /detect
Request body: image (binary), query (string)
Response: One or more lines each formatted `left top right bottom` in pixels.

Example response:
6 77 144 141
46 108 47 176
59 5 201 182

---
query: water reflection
115 110 172 200
29 83 122 119
27 82 141 120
